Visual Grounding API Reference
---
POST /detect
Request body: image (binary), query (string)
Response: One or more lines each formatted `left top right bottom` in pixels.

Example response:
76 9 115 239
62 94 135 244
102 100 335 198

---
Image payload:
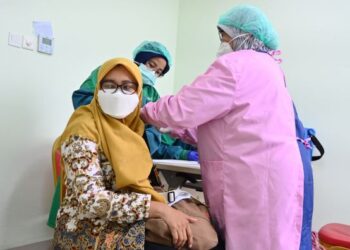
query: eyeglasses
100 80 138 95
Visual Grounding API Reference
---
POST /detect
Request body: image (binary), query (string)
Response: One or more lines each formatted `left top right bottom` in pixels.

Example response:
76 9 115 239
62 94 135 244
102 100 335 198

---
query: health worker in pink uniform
141 5 304 250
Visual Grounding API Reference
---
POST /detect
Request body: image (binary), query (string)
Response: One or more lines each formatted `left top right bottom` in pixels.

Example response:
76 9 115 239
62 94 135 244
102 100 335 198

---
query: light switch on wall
22 36 36 50
8 33 22 47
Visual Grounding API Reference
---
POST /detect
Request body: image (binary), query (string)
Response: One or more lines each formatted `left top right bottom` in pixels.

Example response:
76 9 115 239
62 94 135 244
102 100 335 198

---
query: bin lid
319 223 350 248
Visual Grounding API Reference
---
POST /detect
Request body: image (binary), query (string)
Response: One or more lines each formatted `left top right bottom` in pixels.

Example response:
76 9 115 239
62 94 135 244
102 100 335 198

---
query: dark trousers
144 238 225 250
144 241 176 250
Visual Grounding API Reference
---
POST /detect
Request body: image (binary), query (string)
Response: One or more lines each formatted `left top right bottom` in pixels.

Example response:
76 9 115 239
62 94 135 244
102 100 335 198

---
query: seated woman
53 58 197 249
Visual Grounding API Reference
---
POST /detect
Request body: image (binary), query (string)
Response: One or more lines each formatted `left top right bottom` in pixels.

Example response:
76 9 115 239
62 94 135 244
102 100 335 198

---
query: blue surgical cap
218 5 279 50
133 41 172 75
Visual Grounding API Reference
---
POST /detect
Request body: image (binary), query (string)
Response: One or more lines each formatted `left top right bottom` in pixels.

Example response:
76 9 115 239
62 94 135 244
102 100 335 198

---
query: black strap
311 135 325 161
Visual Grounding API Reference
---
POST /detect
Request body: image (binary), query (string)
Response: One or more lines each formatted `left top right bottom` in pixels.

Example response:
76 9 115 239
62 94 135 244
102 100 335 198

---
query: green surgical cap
132 41 172 67
218 5 279 50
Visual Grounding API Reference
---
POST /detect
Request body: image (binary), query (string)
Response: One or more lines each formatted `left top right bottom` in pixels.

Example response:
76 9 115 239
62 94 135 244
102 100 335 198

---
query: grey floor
7 240 52 250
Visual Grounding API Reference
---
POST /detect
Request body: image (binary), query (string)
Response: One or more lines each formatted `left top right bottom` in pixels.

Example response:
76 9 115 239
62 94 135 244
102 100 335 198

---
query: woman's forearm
149 201 169 219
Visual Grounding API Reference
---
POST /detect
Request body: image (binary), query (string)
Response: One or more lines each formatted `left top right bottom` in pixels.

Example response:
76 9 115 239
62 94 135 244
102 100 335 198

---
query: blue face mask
139 63 157 86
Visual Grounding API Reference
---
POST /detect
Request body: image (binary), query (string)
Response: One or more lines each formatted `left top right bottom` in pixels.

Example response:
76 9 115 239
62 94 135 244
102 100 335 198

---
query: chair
47 137 62 228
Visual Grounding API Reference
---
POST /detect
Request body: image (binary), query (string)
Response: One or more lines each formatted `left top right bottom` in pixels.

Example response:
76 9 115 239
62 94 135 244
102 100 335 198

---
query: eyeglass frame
100 79 139 95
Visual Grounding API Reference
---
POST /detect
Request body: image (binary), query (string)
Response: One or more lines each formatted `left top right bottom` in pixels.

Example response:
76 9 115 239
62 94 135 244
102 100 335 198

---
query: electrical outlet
22 36 36 50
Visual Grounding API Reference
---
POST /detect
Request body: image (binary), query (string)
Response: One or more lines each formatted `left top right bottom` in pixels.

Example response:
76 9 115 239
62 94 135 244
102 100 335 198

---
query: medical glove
187 151 199 161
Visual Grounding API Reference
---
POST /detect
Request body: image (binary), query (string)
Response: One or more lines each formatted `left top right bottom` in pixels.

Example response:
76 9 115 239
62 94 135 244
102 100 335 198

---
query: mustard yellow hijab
57 58 165 202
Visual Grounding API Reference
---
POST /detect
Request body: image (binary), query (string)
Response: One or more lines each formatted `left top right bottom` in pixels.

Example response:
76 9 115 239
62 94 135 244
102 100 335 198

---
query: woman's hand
163 206 197 249
150 201 197 249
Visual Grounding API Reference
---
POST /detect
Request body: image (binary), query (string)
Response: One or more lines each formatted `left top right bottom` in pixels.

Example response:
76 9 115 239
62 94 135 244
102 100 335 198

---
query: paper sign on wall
32 21 53 38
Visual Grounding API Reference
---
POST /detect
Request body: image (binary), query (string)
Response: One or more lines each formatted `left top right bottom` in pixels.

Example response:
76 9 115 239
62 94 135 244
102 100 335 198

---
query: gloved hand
187 151 199 161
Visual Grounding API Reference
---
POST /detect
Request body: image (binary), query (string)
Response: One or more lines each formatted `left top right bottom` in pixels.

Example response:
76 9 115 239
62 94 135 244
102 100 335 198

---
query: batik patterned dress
53 135 151 250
